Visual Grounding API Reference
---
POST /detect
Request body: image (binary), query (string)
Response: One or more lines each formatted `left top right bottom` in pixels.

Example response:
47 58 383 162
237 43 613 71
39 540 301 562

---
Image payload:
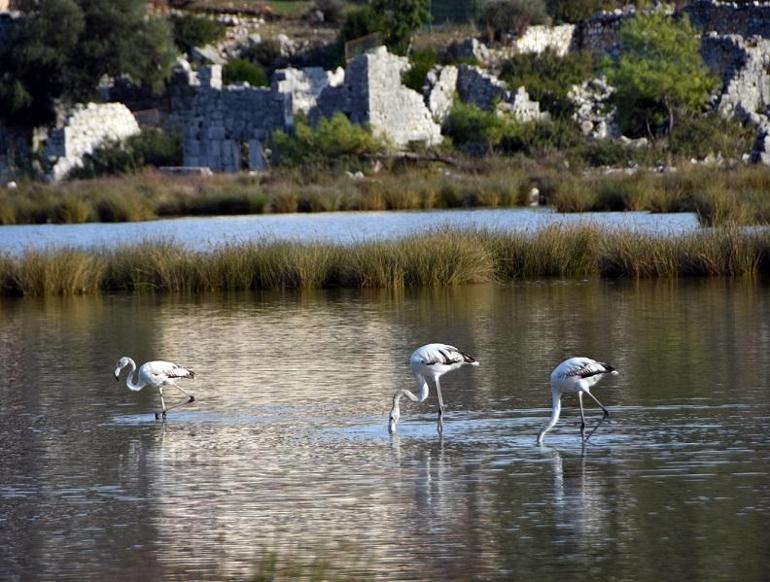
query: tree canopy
0 0 177 128
607 12 720 140
339 0 429 55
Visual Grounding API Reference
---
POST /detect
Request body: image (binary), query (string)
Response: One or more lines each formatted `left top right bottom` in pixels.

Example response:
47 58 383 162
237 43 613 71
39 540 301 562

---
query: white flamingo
113 357 196 420
389 343 479 434
537 357 619 444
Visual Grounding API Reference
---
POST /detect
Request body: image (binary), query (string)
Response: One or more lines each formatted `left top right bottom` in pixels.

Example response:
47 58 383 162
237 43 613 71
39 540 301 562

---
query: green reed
2 226 769 296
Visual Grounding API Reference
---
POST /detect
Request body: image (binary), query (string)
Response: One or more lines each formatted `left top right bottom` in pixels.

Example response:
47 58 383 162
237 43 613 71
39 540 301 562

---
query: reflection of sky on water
1 279 770 579
0 208 698 253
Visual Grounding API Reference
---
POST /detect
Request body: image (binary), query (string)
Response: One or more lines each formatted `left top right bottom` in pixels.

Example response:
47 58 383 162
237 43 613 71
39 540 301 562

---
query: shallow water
1 279 769 580
0 208 698 253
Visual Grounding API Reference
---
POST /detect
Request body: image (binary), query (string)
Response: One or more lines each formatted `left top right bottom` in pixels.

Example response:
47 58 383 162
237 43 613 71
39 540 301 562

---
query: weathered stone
456 66 548 121
514 24 576 57
423 65 458 123
45 102 140 181
568 76 619 140
442 38 490 64
191 45 227 66
313 46 442 147
272 67 344 115
685 0 770 38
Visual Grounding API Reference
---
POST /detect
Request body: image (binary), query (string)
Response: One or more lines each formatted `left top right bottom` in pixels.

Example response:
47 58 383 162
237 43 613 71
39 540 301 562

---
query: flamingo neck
123 358 145 391
537 388 562 444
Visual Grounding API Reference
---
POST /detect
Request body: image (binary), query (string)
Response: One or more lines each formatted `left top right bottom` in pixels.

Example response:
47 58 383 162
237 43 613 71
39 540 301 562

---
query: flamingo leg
578 392 586 441
586 391 610 417
155 387 167 421
435 377 445 434
172 383 195 403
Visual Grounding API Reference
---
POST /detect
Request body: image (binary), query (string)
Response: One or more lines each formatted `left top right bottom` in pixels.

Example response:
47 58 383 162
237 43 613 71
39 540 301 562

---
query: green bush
668 114 755 160
444 102 510 152
170 14 226 53
339 6 385 45
477 0 550 43
223 59 269 87
403 49 437 92
499 50 598 117
314 0 344 24
272 113 388 169
69 128 182 179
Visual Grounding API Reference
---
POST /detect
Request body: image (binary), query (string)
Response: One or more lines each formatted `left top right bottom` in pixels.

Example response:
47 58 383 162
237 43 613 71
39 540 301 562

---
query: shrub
499 50 598 117
69 128 182 179
272 113 388 169
170 14 226 53
444 102 510 152
403 49 437 92
223 59 269 87
668 114 755 160
339 6 385 45
477 0 550 43
314 0 344 24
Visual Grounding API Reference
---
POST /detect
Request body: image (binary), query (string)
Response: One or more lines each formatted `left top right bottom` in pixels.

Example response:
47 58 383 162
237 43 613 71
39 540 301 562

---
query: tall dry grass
2 226 769 296
4 165 770 226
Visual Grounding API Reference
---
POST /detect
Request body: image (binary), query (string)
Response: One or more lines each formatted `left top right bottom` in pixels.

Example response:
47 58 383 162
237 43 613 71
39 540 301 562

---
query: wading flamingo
537 357 619 444
114 357 196 420
389 343 479 434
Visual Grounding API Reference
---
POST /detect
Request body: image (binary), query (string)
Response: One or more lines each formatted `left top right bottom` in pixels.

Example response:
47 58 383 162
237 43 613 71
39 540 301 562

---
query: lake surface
0 208 698 253
1 279 769 580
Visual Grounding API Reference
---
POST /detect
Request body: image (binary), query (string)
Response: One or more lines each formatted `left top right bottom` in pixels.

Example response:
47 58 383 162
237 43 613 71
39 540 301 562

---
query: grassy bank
4 164 770 227
1 226 767 296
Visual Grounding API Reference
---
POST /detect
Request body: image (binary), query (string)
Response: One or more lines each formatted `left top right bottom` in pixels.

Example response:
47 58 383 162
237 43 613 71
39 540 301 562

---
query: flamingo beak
113 371 120 381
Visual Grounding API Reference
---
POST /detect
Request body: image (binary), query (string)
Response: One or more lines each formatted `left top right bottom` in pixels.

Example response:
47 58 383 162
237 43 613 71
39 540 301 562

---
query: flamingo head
388 403 400 434
113 357 131 381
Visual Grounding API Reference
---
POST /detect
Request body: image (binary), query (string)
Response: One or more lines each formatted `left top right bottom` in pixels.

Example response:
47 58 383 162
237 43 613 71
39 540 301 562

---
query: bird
388 343 479 435
113 357 196 420
537 357 619 444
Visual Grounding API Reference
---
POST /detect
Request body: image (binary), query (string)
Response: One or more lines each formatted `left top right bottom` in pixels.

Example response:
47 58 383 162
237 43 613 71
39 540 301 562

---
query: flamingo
537 357 619 444
113 357 196 420
389 343 479 434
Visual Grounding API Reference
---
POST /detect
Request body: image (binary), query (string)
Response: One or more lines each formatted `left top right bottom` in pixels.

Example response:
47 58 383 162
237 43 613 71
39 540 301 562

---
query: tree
607 12 719 141
339 0 428 55
0 0 177 128
375 0 429 54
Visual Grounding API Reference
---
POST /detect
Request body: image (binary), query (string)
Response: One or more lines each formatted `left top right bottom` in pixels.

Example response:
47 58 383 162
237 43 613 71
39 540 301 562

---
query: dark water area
0 208 698 254
1 279 769 580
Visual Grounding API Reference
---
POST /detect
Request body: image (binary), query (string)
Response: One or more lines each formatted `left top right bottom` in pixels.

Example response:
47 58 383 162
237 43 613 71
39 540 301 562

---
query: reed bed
1 226 769 296
6 165 770 227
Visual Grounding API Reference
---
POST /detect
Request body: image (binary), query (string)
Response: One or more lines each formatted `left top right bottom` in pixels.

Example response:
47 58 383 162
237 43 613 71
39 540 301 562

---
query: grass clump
4 227 770 296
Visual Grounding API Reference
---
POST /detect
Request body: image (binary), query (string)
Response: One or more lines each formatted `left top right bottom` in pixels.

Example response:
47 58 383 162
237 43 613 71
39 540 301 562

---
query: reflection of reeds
6 165 770 226
1 226 768 295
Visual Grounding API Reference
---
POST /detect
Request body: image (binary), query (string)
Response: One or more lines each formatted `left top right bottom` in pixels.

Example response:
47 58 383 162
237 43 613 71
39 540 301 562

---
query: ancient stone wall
45 103 140 181
313 46 442 147
452 66 547 121
685 0 770 38
272 67 344 115
701 33 770 124
175 65 292 171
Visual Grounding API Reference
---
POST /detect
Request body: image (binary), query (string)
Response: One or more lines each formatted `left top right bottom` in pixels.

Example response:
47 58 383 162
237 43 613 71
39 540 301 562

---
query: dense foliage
69 128 182 179
499 50 598 118
222 59 269 87
0 0 177 128
545 0 626 24
607 12 720 140
272 113 388 169
339 0 429 54
169 13 226 53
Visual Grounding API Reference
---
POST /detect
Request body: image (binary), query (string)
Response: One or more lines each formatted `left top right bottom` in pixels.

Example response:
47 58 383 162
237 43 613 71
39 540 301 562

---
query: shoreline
2 163 770 228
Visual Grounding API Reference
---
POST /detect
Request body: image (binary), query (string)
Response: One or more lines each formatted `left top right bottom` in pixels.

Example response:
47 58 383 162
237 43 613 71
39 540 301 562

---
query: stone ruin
45 102 140 181
171 65 291 172
312 46 442 147
423 64 547 124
